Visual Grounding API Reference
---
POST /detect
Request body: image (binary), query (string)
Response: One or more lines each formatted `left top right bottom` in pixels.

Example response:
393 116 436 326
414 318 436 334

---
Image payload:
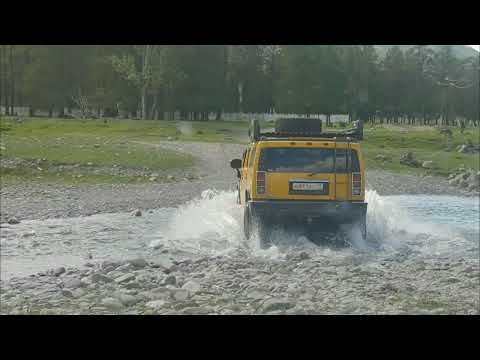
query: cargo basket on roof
249 118 363 142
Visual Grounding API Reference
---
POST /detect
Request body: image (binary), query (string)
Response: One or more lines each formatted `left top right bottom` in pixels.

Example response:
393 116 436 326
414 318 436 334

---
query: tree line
0 45 478 126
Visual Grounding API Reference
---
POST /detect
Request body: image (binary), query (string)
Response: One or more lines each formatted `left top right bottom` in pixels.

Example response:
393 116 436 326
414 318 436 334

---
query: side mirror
230 159 242 169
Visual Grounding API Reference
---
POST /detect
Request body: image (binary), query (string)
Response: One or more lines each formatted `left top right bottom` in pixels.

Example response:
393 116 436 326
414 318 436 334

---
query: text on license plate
291 182 325 191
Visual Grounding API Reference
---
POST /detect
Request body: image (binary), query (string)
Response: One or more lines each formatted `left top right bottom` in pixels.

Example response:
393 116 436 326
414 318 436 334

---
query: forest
0 45 478 126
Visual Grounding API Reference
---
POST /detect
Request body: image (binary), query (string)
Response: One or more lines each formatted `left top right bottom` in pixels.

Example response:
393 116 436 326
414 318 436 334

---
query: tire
256 216 271 250
243 203 271 249
275 118 322 134
243 204 252 240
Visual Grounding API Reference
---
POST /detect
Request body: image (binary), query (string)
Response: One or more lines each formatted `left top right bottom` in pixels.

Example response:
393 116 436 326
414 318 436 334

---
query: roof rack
250 121 364 142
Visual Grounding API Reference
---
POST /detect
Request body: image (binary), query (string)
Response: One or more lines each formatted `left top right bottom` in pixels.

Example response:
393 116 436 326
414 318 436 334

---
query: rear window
258 148 360 173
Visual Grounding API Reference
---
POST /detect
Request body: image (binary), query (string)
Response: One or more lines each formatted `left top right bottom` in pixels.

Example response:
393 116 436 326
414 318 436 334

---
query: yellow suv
230 118 367 248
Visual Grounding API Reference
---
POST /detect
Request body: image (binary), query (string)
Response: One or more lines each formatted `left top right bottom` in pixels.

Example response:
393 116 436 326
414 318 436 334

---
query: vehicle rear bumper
249 200 367 223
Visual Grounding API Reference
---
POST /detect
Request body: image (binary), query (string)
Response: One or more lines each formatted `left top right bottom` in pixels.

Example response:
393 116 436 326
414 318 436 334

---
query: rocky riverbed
1 141 479 315
1 249 478 315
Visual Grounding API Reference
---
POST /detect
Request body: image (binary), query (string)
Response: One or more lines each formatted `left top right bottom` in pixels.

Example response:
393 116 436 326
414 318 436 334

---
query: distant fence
1 106 477 127
0 106 349 123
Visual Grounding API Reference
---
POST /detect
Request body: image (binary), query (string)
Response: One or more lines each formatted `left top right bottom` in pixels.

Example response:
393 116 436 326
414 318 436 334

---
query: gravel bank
1 252 478 315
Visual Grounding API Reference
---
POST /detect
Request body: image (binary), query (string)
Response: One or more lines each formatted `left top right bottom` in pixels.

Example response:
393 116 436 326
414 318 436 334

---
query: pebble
115 273 136 284
126 258 148 269
62 278 83 289
116 294 140 307
261 299 295 314
90 273 113 284
171 289 190 301
132 209 142 217
7 217 20 225
146 300 168 310
182 280 201 294
101 298 124 311
53 267 66 276
164 275 176 286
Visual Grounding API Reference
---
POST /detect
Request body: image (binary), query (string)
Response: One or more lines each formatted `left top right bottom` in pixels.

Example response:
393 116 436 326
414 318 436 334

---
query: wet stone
101 298 124 311
116 294 140 307
261 299 295 314
164 275 176 286
90 273 113 284
53 267 66 276
126 258 148 269
62 278 83 289
113 272 135 284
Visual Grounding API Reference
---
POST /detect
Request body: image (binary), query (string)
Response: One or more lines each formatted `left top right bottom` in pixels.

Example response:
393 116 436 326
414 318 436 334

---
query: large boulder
422 161 434 169
400 152 420 167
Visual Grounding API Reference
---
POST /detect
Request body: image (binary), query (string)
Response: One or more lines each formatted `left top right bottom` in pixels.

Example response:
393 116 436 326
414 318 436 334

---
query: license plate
291 182 325 191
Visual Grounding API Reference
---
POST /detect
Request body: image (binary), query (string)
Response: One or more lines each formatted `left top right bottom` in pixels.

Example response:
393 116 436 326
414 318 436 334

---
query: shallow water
1 190 478 280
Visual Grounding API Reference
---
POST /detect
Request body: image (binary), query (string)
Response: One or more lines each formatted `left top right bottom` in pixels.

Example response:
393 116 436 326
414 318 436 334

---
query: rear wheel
243 204 271 249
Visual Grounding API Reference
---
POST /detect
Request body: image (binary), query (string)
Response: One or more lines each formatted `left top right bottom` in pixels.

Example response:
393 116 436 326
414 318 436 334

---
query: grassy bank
1 117 479 184
362 125 479 176
0 117 197 184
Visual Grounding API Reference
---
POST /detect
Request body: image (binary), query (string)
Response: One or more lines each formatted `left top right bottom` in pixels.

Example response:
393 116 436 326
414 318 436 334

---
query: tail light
256 171 266 194
352 173 362 196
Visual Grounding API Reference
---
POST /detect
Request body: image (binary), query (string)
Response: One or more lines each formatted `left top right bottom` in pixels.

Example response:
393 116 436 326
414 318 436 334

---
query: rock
167 175 175 180
132 209 142 217
71 288 86 298
61 290 74 298
164 275 176 286
53 267 66 276
400 152 420 167
126 258 148 269
101 298 124 311
152 257 175 272
246 289 268 300
116 294 139 306
100 260 120 271
182 280 201 294
62 278 83 289
459 179 469 188
115 263 135 272
90 273 113 284
171 289 190 301
298 251 310 261
114 273 136 284
422 160 434 169
122 281 141 289
21 230 36 238
261 299 295 313
146 300 168 310
7 217 20 225
146 287 172 300
167 136 173 141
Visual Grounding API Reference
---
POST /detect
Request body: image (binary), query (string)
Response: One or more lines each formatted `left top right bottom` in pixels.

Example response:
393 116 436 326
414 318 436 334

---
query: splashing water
2 188 477 280
150 189 479 259
150 189 244 255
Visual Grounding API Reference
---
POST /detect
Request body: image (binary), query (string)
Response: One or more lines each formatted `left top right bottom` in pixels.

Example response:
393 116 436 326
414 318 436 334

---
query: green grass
0 117 197 184
1 117 479 184
362 124 480 176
